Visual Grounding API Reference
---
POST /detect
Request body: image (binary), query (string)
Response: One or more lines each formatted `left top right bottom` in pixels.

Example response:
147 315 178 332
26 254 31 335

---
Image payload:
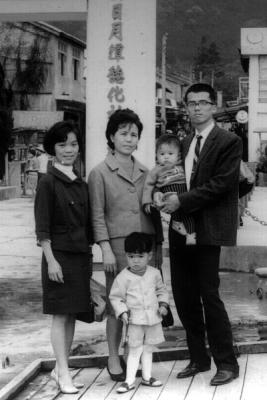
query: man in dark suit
161 83 241 386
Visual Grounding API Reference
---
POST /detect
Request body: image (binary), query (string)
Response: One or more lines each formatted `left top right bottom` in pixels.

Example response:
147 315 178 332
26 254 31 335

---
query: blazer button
132 209 139 214
128 187 136 193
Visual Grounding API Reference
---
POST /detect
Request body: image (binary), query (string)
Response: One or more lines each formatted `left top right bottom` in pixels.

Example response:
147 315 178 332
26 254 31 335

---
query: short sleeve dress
34 166 93 315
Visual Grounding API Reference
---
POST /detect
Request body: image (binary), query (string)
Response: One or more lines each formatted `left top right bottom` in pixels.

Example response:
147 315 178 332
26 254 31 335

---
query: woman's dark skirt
42 250 91 315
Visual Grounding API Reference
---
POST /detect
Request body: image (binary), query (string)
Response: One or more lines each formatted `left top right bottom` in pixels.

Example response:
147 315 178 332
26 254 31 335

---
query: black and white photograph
0 1 267 399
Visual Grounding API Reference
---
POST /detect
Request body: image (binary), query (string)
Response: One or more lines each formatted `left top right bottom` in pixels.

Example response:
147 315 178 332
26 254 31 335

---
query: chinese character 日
107 66 125 84
112 4 122 20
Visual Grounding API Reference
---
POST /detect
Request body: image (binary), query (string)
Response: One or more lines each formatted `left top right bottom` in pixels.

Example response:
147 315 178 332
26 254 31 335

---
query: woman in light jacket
88 108 163 382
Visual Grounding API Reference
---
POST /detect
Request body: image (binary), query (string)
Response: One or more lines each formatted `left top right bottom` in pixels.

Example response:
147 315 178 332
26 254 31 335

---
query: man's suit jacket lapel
197 126 218 165
182 125 219 184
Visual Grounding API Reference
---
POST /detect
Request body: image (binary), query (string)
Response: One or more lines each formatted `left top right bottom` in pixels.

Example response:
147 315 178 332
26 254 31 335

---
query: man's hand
161 192 180 214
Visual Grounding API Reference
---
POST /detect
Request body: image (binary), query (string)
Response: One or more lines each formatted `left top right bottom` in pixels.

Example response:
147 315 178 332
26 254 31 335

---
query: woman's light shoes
50 368 83 394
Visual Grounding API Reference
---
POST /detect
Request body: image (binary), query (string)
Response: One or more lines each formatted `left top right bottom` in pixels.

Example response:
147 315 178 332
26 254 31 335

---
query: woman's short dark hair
124 232 153 253
156 133 181 153
43 120 82 156
105 108 143 150
184 83 216 104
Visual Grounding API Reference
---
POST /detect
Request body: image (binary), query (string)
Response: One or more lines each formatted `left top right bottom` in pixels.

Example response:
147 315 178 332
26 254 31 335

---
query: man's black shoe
210 369 239 386
176 362 210 379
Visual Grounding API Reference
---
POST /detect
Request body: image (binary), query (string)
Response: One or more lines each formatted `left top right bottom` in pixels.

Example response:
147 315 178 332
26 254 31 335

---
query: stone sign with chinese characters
86 0 156 171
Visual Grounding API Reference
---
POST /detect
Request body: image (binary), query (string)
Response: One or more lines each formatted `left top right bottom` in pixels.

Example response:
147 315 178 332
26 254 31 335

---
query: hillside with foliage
52 0 267 101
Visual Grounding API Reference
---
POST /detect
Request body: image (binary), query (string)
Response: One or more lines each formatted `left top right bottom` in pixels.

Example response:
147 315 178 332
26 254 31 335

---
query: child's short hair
124 232 153 253
156 133 181 153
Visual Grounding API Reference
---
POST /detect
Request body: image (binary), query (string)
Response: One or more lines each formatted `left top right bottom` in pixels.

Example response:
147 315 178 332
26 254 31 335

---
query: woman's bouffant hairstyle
124 232 153 253
43 120 82 156
105 108 143 150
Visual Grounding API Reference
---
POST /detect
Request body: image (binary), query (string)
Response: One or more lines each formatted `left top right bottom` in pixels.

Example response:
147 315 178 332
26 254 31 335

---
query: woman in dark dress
34 121 93 394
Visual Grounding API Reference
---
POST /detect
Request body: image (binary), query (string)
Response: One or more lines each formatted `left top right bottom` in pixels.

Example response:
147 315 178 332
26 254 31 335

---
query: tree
193 36 223 85
15 36 48 110
0 22 49 180
0 62 13 180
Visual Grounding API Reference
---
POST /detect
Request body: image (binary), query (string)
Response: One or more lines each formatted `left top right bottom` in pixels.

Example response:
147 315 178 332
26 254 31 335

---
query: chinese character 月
109 22 123 41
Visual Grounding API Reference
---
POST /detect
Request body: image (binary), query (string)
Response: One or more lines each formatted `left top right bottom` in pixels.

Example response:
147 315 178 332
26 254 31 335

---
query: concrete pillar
86 0 156 176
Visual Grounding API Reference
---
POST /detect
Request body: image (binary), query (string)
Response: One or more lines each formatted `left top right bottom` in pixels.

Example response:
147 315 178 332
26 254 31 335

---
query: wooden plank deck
8 353 267 400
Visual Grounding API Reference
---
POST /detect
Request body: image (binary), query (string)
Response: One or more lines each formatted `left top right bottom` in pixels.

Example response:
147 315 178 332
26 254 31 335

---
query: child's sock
126 345 143 384
141 344 153 381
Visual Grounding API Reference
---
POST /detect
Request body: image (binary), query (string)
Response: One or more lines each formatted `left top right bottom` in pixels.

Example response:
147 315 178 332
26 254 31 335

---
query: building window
239 77 249 101
73 59 80 81
259 56 267 103
72 47 81 81
58 41 67 76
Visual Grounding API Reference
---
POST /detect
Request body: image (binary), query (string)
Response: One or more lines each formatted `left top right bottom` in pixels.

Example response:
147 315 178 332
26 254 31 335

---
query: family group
34 83 242 394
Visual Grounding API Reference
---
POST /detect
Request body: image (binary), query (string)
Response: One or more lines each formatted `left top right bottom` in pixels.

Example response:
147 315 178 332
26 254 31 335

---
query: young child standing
142 133 196 244
109 232 169 394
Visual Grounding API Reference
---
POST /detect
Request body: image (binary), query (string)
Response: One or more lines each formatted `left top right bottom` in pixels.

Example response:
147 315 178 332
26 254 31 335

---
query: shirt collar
195 121 215 140
105 151 146 172
49 165 81 183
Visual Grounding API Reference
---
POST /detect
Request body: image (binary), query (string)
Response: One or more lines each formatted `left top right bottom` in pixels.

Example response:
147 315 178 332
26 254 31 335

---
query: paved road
0 188 267 388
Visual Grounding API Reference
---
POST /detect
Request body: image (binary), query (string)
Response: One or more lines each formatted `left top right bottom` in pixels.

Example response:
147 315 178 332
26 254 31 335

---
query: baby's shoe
172 221 187 235
186 232 196 245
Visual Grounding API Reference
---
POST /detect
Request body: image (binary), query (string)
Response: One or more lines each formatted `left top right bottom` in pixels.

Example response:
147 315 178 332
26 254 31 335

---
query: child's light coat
109 265 169 325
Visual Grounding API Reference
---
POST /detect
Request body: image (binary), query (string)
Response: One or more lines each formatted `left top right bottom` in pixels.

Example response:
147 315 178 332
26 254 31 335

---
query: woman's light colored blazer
109 266 169 325
88 152 155 243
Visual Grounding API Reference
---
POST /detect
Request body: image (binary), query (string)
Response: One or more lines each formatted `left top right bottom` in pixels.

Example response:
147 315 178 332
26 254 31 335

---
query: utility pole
211 70 215 87
161 32 168 135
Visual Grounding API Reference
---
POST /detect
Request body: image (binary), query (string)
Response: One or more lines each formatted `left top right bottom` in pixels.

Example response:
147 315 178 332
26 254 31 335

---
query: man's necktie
190 134 202 184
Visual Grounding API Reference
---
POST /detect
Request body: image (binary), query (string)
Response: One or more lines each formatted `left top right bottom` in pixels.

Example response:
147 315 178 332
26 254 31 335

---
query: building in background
0 21 86 190
155 68 192 136
241 27 267 162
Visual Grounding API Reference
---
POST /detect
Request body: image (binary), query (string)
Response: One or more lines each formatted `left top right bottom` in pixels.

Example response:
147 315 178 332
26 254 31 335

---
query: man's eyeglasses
187 100 214 108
